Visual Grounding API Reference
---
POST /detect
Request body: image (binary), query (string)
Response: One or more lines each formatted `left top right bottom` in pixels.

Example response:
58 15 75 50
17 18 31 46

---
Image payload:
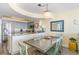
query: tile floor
0 44 79 55
61 47 79 55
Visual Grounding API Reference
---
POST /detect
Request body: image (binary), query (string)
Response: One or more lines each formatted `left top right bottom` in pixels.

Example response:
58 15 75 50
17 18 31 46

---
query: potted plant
69 37 76 42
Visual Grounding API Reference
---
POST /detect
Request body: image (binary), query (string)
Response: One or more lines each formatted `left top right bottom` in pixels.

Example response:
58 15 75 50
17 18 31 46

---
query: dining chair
18 41 29 55
18 41 44 55
46 36 62 55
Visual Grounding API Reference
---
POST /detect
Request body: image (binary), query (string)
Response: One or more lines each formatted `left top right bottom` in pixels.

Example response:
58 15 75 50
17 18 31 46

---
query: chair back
18 41 28 55
46 35 63 55
53 37 62 54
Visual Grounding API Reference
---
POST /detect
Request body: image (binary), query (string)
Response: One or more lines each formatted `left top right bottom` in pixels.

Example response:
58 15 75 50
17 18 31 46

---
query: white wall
40 9 79 48
55 9 79 47
54 9 79 48
41 8 79 33
54 9 79 34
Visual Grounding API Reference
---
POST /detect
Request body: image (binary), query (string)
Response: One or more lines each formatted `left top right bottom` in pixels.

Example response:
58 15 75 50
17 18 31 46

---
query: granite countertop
11 32 34 36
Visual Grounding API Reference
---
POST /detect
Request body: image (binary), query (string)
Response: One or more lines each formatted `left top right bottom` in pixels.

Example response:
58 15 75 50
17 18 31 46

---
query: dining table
23 36 61 54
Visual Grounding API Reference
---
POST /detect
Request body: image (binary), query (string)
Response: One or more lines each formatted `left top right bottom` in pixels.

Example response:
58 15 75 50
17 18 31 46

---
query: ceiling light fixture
38 3 52 18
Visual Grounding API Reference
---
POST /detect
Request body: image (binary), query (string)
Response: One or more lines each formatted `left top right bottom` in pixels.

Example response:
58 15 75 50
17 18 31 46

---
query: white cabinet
8 35 34 54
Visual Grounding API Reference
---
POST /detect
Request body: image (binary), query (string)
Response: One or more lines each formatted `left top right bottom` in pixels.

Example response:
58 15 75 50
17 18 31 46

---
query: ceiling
0 3 79 19
17 3 79 14
0 3 37 20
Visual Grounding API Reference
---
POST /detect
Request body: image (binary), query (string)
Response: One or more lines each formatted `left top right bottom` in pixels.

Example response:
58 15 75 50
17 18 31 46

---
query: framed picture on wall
50 20 64 32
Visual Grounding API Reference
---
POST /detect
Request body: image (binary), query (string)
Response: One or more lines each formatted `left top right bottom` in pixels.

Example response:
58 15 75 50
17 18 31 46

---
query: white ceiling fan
37 3 53 18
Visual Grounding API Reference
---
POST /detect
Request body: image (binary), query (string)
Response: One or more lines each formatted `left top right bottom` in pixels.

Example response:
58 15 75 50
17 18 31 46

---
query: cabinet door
12 38 20 54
